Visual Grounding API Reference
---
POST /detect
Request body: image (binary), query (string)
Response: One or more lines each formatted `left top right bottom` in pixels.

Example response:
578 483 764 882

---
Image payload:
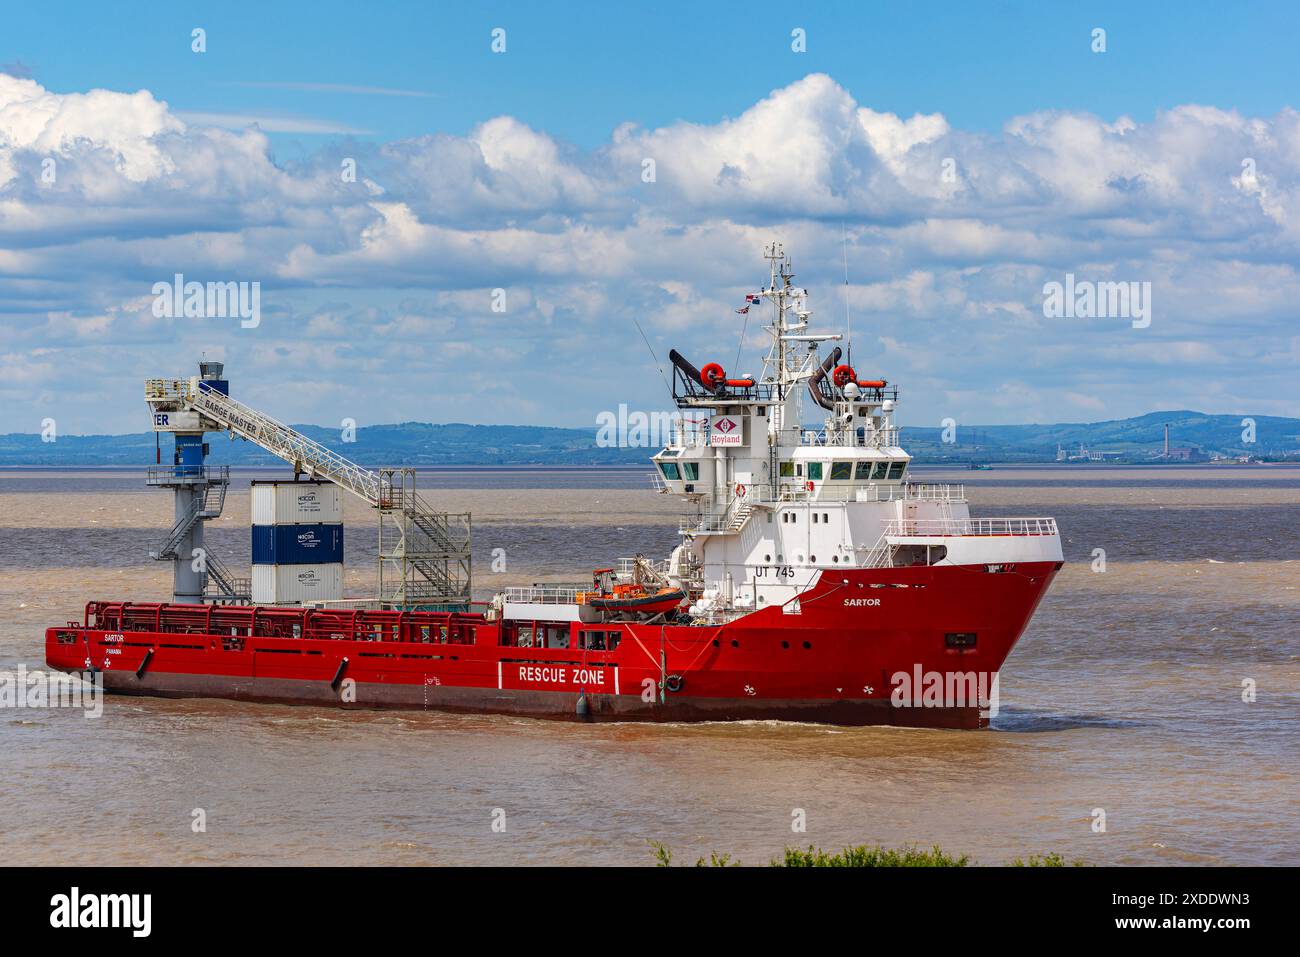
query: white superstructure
651 243 1062 622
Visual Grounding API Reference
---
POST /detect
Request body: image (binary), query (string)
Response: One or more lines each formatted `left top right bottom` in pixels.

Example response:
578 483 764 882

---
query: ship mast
756 242 840 438
760 241 801 391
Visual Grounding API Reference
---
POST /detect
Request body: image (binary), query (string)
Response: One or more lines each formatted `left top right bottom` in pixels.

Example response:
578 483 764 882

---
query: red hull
46 561 1060 729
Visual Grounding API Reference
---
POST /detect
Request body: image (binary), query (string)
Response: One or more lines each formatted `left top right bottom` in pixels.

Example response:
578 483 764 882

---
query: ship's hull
46 561 1061 729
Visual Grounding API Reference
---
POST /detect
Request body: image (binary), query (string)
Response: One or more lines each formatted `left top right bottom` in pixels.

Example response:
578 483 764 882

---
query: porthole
802 641 812 650
781 640 790 649
810 555 816 563
730 639 740 649
764 554 771 562
832 555 839 563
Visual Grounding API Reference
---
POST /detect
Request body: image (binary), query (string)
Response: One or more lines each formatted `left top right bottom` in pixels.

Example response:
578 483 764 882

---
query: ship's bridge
651 433 911 502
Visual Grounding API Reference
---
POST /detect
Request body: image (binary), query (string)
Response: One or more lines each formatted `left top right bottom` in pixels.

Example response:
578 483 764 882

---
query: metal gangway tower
146 361 471 608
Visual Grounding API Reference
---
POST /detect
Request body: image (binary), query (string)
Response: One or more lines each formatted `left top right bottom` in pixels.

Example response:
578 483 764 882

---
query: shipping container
251 481 343 525
251 523 344 565
250 563 343 605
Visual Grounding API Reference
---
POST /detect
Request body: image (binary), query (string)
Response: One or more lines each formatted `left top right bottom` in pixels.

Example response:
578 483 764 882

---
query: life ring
735 483 746 497
831 364 856 388
805 480 815 492
665 674 684 694
700 362 726 388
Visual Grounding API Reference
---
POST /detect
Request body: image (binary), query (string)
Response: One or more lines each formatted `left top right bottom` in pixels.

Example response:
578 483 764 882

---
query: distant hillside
900 411 1300 463
1 411 1296 466
0 422 648 467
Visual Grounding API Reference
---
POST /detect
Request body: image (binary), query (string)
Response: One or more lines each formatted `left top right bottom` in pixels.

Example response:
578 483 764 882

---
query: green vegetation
648 841 738 867
778 844 970 867
650 840 1085 867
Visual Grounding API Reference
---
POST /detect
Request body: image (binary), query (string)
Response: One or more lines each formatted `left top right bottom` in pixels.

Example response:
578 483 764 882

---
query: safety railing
503 585 584 605
145 379 194 402
773 427 903 449
145 465 230 486
767 482 965 504
679 482 970 534
614 557 671 578
884 517 1059 537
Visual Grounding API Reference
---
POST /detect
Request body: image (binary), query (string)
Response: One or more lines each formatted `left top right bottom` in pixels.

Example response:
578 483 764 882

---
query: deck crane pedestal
145 360 471 609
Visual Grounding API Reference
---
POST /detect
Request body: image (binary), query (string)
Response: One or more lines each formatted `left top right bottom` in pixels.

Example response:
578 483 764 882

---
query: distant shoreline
2 462 1297 473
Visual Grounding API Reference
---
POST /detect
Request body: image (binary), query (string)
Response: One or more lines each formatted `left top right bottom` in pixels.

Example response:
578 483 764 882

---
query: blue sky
8 1 1299 148
1 0 1297 433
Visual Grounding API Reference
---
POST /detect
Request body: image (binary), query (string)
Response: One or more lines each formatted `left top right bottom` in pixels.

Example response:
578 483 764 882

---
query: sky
1 0 1298 434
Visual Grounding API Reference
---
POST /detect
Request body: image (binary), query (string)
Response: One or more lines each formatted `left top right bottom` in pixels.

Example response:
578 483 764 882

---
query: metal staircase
203 550 251 603
376 469 471 607
150 476 228 560
186 383 471 608
728 501 755 532
191 383 381 502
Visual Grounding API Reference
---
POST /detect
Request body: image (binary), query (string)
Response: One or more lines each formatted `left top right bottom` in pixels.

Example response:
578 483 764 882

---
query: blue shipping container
251 523 344 565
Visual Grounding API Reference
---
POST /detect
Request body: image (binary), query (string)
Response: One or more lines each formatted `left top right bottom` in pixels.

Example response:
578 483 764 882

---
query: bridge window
682 462 699 480
780 462 795 478
855 462 874 480
807 462 823 481
830 461 853 480
659 462 681 480
886 462 906 480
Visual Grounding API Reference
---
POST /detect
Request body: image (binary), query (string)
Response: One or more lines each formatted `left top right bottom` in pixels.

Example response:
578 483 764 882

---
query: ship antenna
841 222 852 367
631 315 674 402
734 305 750 372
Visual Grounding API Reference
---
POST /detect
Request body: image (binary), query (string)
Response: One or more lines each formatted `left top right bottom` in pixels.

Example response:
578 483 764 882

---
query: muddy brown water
0 465 1296 865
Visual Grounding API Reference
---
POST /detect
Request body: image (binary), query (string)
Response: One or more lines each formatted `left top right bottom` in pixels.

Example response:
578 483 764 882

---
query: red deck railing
82 601 486 645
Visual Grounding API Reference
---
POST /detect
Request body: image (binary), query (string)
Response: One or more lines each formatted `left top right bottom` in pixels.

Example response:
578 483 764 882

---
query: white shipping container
251 481 343 525
251 563 344 605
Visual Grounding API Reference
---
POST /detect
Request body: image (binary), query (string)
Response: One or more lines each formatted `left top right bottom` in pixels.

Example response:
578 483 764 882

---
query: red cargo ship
46 244 1062 727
